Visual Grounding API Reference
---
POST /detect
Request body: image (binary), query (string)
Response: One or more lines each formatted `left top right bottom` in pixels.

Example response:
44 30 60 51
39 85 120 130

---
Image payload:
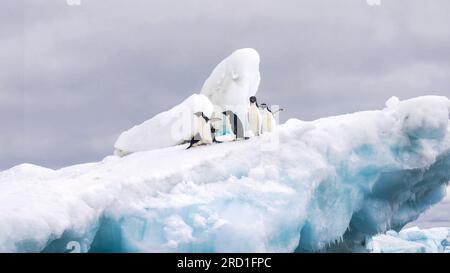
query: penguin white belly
195 118 204 135
190 118 210 147
248 105 261 137
261 111 268 133
261 110 276 133
200 122 213 144
268 114 276 132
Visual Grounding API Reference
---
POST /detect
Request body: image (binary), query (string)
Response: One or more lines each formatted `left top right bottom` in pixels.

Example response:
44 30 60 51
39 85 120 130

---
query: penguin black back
222 110 244 140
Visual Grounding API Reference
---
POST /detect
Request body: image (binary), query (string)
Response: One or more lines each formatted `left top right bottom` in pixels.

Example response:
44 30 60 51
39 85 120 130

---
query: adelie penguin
222 110 245 140
248 96 262 137
260 103 278 134
186 112 219 149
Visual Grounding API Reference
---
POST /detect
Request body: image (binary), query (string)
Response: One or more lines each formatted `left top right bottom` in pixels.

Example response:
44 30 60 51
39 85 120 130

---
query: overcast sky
1 0 449 170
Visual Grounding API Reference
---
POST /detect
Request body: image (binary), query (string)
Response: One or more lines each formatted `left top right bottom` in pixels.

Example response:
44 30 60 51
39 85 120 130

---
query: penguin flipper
186 135 201 150
186 140 199 150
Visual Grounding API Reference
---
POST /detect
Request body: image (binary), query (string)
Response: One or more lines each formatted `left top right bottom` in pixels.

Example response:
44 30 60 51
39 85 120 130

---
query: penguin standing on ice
247 96 262 137
186 112 218 149
222 110 245 140
260 103 277 133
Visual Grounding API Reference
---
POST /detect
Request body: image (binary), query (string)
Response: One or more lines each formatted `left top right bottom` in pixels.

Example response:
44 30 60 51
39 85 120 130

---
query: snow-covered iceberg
1 95 449 253
367 227 450 253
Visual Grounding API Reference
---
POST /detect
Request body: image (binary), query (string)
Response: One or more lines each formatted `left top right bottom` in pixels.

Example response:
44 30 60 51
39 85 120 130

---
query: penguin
186 112 219 149
222 110 245 140
260 103 277 133
209 120 222 143
247 96 262 137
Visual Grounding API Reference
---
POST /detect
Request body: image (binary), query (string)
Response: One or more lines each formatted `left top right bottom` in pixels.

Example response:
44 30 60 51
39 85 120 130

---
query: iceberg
0 95 449 253
367 226 450 253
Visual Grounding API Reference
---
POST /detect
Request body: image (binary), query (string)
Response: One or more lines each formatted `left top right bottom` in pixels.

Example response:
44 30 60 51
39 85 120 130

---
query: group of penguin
187 96 282 149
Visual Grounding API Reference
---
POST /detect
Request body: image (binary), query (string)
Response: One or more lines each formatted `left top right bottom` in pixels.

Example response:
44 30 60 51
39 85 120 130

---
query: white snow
201 48 261 130
1 95 449 253
114 94 213 155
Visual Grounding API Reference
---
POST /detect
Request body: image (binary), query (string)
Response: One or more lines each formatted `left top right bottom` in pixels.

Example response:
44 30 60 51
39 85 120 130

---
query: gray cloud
1 0 450 170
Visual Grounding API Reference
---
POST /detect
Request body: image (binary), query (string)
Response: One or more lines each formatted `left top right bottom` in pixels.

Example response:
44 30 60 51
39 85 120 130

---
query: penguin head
249 96 257 104
194 112 209 122
222 110 232 116
260 103 272 112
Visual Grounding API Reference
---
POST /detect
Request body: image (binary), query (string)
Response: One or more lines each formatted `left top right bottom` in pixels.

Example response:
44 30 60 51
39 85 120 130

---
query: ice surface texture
1 96 449 252
367 226 450 253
